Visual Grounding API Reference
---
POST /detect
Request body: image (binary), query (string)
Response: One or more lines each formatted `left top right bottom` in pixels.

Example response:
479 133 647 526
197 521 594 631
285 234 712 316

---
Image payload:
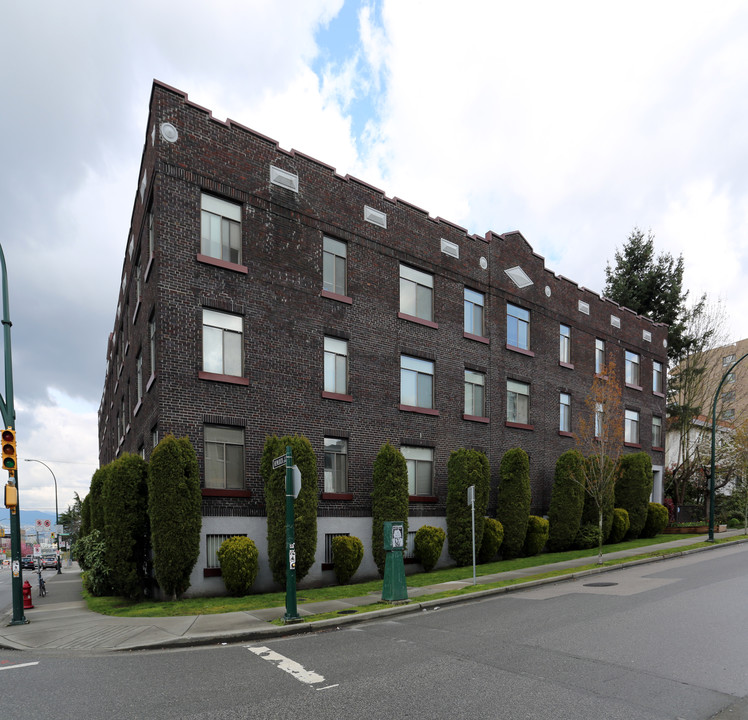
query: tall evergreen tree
604 227 688 358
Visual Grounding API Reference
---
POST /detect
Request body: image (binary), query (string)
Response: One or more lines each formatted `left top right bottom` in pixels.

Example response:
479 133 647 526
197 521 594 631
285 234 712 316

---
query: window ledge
652 446 664 452
463 332 489 344
397 312 438 329
203 568 222 577
146 373 156 392
559 362 574 370
320 289 353 305
201 489 252 498
198 371 250 386
399 404 440 416
625 383 643 392
322 391 353 402
463 414 489 424
321 563 334 571
321 492 353 500
624 442 642 449
505 422 534 431
653 391 665 398
145 255 154 282
133 400 143 417
133 300 141 325
558 431 574 438
196 253 248 275
409 495 438 503
506 344 535 357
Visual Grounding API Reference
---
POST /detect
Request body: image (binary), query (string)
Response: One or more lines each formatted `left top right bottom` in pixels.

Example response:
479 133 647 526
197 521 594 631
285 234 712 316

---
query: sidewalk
1 531 746 654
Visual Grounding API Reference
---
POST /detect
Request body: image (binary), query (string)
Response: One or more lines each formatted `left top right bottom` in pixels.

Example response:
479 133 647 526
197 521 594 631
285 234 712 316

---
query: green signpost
381 520 407 602
282 445 301 623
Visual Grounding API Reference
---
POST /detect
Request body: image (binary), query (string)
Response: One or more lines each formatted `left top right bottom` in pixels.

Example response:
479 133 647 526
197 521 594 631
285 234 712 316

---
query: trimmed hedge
523 515 549 557
478 518 504 563
88 465 110 535
574 523 602 549
608 508 631 544
616 453 653 539
371 442 409 576
332 535 364 584
547 450 586 552
414 525 446 572
495 448 531 558
641 502 669 538
446 448 490 566
261 435 318 587
218 536 259 596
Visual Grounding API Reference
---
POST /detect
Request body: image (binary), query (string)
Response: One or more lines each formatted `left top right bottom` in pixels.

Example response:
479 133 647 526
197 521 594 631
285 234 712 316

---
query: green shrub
446 448 490 566
495 448 531 558
88 465 110 535
547 450 586 552
77 530 112 596
147 435 202 599
414 525 446 572
607 508 631 544
728 517 742 529
523 515 549 557
261 435 319 588
370 442 409 576
332 535 364 584
574 523 602 550
615 453 653 539
640 502 669 538
217 536 259 596
478 518 504 563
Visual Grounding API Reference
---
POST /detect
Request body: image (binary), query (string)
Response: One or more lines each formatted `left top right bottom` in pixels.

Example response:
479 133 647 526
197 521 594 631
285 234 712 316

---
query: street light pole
24 458 61 573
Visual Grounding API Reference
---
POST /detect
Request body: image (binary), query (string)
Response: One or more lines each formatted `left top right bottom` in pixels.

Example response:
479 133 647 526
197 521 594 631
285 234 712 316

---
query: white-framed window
136 352 143 404
560 392 571 432
595 339 605 374
653 361 663 393
204 425 244 490
464 288 485 336
402 446 433 496
152 425 158 452
560 324 571 364
464 370 486 417
724 408 736 420
625 351 640 386
148 211 155 260
507 304 530 350
203 309 242 376
722 390 736 403
625 409 640 444
401 355 434 409
726 372 736 383
324 337 348 395
324 438 348 493
206 533 245 569
723 354 736 367
149 312 156 377
200 193 242 264
595 402 604 437
323 237 347 296
507 380 530 424
134 253 142 306
652 416 663 448
400 265 433 321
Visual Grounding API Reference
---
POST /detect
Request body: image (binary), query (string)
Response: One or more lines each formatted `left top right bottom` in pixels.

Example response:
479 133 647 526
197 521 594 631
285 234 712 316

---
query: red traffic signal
2 428 17 471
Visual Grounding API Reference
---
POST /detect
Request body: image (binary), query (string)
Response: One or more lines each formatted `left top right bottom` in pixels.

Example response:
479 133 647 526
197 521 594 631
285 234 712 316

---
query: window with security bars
405 531 417 559
206 534 245 568
324 533 350 564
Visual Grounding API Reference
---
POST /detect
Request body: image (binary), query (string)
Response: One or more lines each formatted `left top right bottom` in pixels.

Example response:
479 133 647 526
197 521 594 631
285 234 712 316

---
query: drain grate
583 582 618 587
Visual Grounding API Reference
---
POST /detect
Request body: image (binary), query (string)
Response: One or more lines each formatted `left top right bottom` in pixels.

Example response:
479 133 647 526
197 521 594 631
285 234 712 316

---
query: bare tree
573 360 625 564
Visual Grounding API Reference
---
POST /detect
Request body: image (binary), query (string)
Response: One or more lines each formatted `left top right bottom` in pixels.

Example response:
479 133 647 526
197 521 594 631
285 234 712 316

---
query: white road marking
0 662 40 671
248 646 326 685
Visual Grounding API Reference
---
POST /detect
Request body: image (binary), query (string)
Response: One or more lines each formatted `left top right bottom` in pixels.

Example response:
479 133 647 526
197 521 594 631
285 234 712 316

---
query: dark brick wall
99 81 668 521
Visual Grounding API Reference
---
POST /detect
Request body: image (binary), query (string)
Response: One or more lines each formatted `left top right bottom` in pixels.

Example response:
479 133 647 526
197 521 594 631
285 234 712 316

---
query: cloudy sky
2 0 748 514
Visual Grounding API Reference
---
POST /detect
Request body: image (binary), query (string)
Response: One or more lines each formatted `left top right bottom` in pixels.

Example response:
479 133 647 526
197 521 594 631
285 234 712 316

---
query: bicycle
37 568 46 597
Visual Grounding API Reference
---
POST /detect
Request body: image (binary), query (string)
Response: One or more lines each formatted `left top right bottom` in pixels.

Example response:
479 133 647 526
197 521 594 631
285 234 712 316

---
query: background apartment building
98 81 668 594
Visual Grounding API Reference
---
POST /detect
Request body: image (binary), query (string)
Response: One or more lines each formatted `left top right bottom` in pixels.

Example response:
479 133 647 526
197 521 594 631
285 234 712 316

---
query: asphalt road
1 544 747 719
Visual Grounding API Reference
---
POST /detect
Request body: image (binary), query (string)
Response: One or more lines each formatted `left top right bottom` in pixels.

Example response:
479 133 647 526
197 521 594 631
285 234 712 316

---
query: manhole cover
337 609 357 615
583 582 618 587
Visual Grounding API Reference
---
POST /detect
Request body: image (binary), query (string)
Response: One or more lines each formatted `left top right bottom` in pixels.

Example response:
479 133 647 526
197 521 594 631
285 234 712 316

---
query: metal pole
283 445 299 622
24 459 61 572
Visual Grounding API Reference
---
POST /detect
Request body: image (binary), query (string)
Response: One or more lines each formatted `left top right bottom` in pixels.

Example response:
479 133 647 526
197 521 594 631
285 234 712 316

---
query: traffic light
1 428 17 473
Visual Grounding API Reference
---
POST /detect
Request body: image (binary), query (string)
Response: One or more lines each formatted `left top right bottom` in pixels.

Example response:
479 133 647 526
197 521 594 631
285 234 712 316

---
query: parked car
21 556 35 570
41 556 58 569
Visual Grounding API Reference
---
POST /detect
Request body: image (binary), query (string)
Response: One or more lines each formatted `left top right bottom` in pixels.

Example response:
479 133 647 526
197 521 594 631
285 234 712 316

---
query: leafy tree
495 448 531 558
60 492 83 547
604 227 688 357
260 435 318 587
370 442 409 576
76 529 112 596
547 450 586 552
147 435 202 599
446 448 490 566
79 493 91 540
615 453 653 539
88 465 110 534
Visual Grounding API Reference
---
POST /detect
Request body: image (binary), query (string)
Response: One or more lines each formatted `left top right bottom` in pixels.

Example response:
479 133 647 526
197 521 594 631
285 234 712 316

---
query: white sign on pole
291 465 302 499
467 485 475 506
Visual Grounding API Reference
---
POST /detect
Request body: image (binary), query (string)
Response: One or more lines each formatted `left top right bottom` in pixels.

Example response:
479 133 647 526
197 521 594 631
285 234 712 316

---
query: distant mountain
1 509 58 532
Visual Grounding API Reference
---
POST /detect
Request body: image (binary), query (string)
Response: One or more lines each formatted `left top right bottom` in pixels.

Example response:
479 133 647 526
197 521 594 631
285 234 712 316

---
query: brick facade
98 81 668 593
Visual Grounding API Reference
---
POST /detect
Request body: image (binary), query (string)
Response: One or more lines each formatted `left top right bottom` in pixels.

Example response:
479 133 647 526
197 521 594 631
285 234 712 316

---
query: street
1 544 747 719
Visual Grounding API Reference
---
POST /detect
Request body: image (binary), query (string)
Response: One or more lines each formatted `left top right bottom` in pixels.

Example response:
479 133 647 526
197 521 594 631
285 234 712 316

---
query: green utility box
382 521 408 602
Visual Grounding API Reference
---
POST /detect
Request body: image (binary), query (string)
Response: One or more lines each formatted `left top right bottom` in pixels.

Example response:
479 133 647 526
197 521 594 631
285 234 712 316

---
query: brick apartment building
98 81 668 594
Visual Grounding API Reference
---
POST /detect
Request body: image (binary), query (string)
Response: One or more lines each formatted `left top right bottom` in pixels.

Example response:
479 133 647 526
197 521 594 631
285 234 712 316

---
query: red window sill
196 254 248 274
399 404 440 416
463 332 489 344
409 495 438 503
506 344 535 357
558 431 574 438
625 384 643 392
322 391 353 402
559 362 574 370
203 568 222 577
463 414 489 423
624 442 642 449
198 371 250 386
505 422 534 431
201 489 252 498
652 446 664 452
320 289 353 304
397 312 438 329
321 492 353 500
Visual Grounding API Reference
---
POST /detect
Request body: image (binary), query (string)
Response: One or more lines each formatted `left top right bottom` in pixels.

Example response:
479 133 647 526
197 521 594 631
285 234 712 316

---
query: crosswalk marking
0 661 40 671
